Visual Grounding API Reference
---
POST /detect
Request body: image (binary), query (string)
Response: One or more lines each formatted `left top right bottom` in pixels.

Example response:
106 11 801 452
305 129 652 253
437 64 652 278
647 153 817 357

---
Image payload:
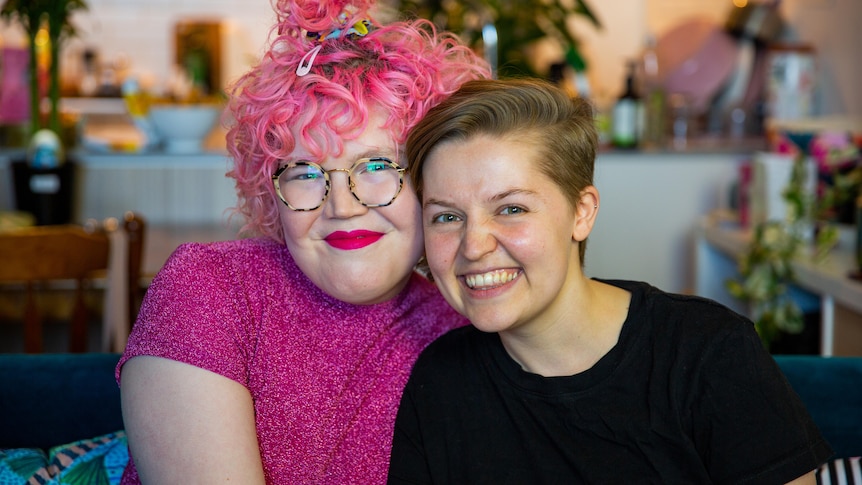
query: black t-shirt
388 280 832 485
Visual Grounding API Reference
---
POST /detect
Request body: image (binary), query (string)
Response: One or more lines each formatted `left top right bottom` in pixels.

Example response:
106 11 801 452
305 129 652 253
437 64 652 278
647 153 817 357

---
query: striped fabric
818 457 862 485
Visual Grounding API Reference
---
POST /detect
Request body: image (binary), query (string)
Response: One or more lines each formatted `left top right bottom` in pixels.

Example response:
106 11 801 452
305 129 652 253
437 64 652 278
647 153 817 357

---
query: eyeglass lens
276 158 403 210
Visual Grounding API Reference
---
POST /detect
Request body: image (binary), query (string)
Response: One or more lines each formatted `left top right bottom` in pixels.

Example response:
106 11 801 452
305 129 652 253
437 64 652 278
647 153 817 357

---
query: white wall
0 0 277 95
1 0 858 115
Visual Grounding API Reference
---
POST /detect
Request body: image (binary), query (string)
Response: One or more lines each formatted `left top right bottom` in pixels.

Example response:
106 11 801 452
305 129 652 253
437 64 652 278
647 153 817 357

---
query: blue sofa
0 353 123 450
0 354 859 473
773 355 862 459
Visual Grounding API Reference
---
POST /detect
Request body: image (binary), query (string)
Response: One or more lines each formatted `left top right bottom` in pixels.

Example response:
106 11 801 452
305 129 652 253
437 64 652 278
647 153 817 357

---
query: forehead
423 135 550 192
289 109 399 161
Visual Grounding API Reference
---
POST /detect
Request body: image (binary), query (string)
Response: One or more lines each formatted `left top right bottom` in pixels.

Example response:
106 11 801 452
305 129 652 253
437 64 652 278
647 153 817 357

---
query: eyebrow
423 188 538 209
290 149 396 164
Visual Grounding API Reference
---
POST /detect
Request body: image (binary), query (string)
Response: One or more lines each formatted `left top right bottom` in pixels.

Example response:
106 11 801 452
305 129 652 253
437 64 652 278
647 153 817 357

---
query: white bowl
148 104 222 154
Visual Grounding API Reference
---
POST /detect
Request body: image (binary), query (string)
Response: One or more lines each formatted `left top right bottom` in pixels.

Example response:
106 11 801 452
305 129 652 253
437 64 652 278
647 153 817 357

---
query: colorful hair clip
296 15 373 76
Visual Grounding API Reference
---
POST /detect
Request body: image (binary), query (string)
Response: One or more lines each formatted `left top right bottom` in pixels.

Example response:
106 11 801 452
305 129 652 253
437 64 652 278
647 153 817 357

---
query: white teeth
465 270 518 289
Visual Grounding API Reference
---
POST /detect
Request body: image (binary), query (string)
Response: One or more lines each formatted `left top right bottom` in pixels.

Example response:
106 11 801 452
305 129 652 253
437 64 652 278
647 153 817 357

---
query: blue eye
296 172 322 181
282 164 324 183
431 213 460 224
363 161 389 172
500 206 525 215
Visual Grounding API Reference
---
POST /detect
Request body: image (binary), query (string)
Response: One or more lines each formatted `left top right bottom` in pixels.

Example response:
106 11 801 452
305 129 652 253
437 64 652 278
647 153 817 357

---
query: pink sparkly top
116 238 467 484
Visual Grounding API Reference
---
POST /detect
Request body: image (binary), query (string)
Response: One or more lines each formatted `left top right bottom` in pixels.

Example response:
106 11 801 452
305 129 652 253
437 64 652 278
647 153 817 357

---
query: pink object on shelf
0 47 31 124
655 18 738 116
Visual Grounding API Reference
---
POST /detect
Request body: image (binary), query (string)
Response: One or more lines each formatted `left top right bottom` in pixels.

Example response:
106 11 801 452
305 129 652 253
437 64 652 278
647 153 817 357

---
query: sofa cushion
47 430 128 484
0 430 128 485
0 447 49 483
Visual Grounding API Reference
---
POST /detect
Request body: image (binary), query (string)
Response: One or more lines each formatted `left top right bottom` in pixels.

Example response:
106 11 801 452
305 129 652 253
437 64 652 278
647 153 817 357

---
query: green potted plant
726 131 854 350
1 0 88 225
1 0 88 140
394 0 601 80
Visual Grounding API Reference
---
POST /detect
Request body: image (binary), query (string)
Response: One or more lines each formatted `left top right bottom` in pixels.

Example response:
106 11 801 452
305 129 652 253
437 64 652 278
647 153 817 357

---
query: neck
499 279 631 377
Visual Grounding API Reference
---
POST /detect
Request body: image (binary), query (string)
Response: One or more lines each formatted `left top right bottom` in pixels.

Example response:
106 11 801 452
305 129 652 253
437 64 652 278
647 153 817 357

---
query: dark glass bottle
611 60 642 149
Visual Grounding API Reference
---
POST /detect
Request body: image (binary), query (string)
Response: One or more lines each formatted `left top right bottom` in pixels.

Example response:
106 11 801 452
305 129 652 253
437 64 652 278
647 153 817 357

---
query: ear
572 185 599 242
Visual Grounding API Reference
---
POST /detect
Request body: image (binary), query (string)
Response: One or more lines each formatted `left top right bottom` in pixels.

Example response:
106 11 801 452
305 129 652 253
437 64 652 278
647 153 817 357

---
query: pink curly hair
225 0 491 242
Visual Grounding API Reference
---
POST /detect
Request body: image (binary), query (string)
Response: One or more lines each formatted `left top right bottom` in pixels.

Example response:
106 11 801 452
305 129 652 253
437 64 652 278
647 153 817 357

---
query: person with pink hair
115 1 490 483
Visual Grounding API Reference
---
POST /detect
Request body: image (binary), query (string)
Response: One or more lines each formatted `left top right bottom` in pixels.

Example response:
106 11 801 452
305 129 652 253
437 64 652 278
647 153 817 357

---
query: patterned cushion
0 430 128 485
0 447 49 484
817 456 862 485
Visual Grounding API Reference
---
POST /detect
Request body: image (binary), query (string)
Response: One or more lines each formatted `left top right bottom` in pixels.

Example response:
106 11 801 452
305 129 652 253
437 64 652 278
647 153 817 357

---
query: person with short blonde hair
389 78 831 484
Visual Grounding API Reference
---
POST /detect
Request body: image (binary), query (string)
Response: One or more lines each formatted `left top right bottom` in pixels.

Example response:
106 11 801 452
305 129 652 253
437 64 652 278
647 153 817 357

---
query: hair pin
296 16 373 77
296 45 323 76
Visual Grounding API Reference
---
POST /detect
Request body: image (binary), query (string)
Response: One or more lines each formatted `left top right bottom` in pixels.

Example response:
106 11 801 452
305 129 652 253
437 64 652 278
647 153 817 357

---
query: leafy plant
1 0 89 138
394 0 601 79
727 152 840 349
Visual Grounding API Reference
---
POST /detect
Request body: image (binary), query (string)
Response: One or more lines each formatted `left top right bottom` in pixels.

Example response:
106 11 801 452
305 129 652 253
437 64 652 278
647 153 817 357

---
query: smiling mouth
464 269 520 290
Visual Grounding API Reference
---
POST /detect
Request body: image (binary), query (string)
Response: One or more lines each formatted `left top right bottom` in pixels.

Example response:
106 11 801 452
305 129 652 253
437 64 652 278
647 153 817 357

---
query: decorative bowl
148 104 222 154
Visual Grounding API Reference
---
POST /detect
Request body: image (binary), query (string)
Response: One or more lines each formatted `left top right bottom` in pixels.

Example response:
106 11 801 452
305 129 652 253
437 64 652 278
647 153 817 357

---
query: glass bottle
640 34 666 148
611 60 642 149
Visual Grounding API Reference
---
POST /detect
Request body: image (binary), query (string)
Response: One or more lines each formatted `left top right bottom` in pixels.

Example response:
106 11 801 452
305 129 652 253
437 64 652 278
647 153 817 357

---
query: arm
689 312 832 483
787 470 816 485
121 356 265 484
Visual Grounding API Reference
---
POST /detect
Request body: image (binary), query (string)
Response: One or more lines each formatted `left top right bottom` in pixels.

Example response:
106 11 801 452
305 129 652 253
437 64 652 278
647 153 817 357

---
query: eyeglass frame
271 156 407 211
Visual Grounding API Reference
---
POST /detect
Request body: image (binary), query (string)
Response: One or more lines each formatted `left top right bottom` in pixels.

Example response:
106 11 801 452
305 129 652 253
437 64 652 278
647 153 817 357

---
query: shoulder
169 237 286 266
598 279 764 379
158 238 290 282
604 278 752 336
411 326 486 375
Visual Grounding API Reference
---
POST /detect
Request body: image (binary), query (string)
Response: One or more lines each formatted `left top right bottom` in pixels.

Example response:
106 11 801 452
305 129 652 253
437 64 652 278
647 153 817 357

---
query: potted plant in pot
0 0 89 225
727 126 862 351
1 0 88 139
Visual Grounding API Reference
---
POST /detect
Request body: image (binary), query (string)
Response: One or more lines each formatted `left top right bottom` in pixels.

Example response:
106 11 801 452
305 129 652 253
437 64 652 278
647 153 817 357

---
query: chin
332 275 413 305
464 314 514 334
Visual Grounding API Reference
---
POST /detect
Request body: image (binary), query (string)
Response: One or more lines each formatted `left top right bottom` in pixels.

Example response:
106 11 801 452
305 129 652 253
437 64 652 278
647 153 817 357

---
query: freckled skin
421 134 586 337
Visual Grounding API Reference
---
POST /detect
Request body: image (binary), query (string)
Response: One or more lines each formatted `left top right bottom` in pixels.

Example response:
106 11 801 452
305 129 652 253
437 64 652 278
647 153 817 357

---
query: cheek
279 208 316 247
424 231 457 274
501 225 546 256
379 192 425 261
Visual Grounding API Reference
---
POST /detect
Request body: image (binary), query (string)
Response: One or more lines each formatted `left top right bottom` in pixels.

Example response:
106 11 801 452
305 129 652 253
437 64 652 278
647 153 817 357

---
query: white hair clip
296 44 323 77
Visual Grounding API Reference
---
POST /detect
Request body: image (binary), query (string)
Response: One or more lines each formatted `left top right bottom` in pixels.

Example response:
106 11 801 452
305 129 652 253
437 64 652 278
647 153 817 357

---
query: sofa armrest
0 353 124 450
774 355 862 459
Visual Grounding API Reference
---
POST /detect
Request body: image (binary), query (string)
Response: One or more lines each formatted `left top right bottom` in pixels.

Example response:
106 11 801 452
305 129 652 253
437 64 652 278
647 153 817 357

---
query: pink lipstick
324 230 384 250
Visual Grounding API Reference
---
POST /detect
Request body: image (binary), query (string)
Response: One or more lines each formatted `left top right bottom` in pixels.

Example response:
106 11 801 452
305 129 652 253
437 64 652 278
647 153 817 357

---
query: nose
460 218 497 261
323 170 367 219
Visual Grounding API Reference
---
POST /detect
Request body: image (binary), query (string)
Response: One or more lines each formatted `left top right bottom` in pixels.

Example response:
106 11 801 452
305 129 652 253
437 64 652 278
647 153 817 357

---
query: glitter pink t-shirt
116 238 467 484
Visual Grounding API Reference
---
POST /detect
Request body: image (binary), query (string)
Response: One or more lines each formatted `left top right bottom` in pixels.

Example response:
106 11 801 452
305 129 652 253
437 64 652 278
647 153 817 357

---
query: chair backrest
122 211 146 326
0 212 145 353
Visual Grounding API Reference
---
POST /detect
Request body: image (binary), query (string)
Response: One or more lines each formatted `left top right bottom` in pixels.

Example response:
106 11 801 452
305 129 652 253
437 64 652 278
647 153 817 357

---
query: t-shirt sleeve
692 319 833 484
116 242 254 386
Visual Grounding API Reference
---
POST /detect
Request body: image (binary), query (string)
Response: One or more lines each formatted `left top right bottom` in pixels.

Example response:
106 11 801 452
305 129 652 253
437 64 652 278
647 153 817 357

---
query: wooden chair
0 212 145 353
121 212 146 327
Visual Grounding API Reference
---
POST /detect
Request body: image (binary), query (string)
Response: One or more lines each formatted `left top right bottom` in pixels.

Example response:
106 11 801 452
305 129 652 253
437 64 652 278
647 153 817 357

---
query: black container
11 158 76 225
